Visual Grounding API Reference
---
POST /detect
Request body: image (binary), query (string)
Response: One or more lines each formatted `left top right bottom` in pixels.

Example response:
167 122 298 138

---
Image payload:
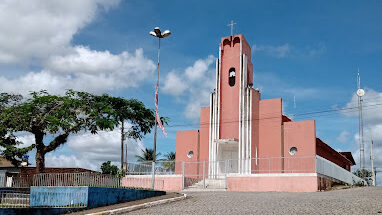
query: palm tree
163 152 175 172
135 148 161 162
164 152 175 161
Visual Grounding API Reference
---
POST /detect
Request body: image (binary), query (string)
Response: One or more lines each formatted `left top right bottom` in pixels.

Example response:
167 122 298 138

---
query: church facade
174 34 357 191
123 34 364 192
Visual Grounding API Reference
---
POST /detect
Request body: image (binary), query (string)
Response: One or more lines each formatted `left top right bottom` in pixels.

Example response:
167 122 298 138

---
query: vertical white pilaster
249 88 253 173
238 44 243 174
209 93 213 176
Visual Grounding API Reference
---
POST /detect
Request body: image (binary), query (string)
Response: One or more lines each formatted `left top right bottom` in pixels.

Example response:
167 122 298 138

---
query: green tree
101 96 168 169
0 90 157 173
353 168 372 185
162 152 175 172
103 97 154 169
164 152 175 160
101 161 119 175
135 148 161 162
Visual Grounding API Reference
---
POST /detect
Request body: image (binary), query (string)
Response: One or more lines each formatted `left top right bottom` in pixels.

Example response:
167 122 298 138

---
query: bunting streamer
155 83 168 137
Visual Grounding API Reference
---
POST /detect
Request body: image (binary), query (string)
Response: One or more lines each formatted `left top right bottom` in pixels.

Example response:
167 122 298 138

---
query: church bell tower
209 34 254 176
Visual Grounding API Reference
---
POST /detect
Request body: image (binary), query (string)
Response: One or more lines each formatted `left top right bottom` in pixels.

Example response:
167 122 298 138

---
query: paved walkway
127 187 382 215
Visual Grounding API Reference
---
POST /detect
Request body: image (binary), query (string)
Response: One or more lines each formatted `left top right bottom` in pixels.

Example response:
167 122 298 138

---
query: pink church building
173 34 359 192
123 34 364 192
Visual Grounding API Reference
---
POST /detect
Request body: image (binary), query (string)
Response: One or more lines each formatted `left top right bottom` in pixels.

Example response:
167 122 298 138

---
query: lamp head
162 30 171 38
149 31 156 37
154 27 162 37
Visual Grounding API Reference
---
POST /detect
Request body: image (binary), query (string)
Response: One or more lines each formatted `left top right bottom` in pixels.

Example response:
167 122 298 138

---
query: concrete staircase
183 179 226 191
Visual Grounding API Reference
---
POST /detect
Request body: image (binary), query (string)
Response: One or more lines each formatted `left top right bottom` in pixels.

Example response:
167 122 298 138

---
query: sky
0 0 381 183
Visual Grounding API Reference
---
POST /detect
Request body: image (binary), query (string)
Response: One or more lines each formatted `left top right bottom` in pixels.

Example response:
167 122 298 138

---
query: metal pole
121 121 124 170
374 168 378 186
151 161 155 189
125 144 127 172
371 137 376 186
153 37 161 162
152 37 161 189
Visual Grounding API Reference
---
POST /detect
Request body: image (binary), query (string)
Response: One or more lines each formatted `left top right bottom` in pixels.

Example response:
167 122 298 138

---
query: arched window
229 67 235 87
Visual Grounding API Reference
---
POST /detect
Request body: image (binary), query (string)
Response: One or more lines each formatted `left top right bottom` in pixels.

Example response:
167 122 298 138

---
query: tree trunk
35 149 45 174
34 132 46 173
121 121 124 170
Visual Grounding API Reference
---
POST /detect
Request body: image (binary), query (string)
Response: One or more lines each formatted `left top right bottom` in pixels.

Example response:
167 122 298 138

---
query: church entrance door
217 142 238 176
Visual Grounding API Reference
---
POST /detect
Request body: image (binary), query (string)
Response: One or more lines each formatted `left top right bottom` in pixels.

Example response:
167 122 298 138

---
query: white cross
227 20 236 36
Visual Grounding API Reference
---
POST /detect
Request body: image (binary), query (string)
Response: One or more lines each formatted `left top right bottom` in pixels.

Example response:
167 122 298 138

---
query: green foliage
352 168 372 186
101 161 119 175
116 169 125 178
107 96 168 140
162 152 175 172
164 152 175 160
0 90 160 172
135 148 161 162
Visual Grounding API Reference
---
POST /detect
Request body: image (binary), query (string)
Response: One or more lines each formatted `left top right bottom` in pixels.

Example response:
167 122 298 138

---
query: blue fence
1 186 165 214
87 187 165 208
30 186 165 208
30 187 88 208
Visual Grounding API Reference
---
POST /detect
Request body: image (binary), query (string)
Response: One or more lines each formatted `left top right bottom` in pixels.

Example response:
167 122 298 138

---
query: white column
209 93 214 176
249 88 253 174
238 51 243 174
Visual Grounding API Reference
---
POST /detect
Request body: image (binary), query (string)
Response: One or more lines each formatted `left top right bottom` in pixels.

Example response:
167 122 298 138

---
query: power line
164 101 382 129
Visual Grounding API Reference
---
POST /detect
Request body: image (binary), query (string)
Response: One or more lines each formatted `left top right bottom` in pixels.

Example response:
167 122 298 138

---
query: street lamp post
150 27 171 189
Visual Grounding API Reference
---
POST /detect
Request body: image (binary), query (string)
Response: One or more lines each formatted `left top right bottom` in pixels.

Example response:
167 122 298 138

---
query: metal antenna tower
356 70 365 169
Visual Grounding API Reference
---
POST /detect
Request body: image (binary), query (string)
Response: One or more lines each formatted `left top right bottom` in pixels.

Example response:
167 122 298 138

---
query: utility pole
370 136 376 186
121 121 125 170
375 168 380 185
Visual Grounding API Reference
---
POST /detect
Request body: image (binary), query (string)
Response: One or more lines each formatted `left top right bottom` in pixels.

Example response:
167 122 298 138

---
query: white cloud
184 88 212 119
44 125 145 171
162 55 216 119
254 72 322 100
162 71 188 96
16 134 35 148
307 42 327 57
67 128 144 163
253 43 326 59
45 154 99 171
0 47 155 94
0 0 155 94
0 0 119 64
337 130 350 144
254 44 291 58
343 89 382 125
45 46 155 81
185 55 215 81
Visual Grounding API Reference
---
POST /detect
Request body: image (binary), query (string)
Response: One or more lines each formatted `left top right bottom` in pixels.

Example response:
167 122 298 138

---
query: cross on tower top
227 20 236 36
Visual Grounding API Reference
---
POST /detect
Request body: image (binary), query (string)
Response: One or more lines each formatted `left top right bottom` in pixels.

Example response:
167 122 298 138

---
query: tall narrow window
229 67 235 86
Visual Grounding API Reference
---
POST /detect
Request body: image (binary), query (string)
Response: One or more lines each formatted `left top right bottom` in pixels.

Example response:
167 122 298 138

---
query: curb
86 194 187 215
